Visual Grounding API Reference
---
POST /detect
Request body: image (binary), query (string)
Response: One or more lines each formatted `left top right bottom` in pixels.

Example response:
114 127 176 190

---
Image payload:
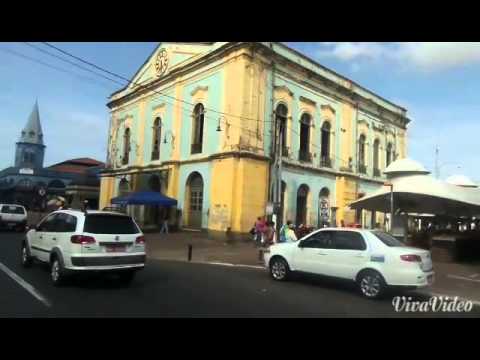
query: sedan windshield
371 231 406 247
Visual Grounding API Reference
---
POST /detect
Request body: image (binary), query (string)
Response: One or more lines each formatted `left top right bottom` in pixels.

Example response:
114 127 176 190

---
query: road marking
197 261 265 270
470 273 479 279
447 274 480 283
0 262 51 307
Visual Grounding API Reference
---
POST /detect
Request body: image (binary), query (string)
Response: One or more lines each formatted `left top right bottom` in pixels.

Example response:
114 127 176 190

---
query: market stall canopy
111 191 177 207
350 173 480 217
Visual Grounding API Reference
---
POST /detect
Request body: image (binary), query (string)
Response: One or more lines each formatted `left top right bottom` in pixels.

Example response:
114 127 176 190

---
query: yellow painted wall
340 103 354 168
335 176 358 225
209 158 236 231
99 177 115 210
236 158 269 232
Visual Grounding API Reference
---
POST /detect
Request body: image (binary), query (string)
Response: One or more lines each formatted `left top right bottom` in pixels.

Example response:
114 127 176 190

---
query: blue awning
111 191 177 207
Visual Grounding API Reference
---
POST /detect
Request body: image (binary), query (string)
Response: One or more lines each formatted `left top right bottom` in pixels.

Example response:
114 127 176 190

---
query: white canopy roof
446 174 478 188
350 173 480 217
384 158 430 177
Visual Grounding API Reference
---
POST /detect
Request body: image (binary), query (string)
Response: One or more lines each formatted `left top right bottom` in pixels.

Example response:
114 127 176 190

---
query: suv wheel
358 270 386 299
269 257 290 281
51 257 66 287
21 241 33 268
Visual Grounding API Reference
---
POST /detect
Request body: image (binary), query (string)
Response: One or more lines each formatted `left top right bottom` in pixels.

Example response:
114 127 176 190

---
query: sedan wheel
21 242 32 268
51 259 65 286
358 271 385 299
270 257 289 281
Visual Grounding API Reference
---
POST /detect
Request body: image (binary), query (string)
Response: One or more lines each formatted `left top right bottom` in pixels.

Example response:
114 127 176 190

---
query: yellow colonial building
99 42 409 236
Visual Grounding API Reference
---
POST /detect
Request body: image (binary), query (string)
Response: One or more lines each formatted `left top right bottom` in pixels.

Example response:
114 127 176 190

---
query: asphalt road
0 231 478 318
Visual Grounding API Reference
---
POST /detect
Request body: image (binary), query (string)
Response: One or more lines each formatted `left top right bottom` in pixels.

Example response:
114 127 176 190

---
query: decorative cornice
358 118 370 127
299 96 316 106
190 85 209 97
274 85 294 97
320 104 336 114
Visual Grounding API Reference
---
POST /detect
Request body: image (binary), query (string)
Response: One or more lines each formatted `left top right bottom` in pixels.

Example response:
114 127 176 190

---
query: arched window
386 142 393 167
358 134 366 174
122 128 131 165
151 117 161 161
275 104 288 157
299 113 312 162
191 104 204 154
373 139 380 176
319 187 330 227
320 122 331 168
296 184 309 226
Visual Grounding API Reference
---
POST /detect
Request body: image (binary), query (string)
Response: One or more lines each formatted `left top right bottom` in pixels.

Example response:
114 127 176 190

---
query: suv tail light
400 254 422 262
71 235 96 244
135 236 146 245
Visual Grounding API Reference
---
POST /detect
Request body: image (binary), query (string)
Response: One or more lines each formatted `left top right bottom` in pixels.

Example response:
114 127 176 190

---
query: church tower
15 101 46 169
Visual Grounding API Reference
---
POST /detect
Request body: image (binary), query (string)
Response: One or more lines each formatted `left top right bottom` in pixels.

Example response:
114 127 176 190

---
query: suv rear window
83 214 139 234
1 205 25 214
372 231 406 247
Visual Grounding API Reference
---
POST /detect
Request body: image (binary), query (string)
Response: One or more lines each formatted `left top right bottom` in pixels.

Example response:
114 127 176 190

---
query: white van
0 204 28 232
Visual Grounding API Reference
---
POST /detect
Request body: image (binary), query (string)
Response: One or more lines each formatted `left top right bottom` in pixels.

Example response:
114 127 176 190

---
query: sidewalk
146 230 480 303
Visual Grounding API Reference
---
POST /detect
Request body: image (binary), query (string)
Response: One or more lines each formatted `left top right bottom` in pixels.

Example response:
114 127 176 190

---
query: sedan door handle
52 237 57 241
318 252 328 256
39 236 43 239
354 254 365 258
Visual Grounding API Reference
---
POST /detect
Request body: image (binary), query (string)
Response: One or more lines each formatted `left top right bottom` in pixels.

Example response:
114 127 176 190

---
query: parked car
264 228 434 299
102 206 126 214
21 210 146 286
0 204 28 232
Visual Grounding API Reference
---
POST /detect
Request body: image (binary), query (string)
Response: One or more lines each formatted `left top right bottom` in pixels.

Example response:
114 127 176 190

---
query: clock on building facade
155 49 169 76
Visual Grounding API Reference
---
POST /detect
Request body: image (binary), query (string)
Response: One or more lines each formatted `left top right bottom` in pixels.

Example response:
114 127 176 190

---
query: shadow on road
290 272 432 304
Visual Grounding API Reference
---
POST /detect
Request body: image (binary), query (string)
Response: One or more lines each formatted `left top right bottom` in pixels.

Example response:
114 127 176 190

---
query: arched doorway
296 184 309 226
319 187 330 227
186 172 204 229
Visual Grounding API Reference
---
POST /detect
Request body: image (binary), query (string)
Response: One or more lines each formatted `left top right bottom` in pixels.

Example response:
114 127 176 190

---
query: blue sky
1 42 479 181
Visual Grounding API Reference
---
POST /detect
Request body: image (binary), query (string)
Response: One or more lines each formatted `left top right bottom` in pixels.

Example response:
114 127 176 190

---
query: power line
42 42 275 124
33 42 380 170
0 47 116 90
24 42 125 87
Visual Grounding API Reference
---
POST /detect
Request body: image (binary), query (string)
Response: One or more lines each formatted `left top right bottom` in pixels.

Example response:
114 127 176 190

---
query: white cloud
316 42 480 72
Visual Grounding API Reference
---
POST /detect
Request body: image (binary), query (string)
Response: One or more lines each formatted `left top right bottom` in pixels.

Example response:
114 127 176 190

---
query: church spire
19 100 44 145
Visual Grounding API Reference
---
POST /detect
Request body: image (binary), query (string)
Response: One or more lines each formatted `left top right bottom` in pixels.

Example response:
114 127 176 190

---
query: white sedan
264 228 434 299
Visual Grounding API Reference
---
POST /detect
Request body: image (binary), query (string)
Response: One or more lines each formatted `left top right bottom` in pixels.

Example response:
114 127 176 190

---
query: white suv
0 204 28 232
264 228 434 299
21 210 146 286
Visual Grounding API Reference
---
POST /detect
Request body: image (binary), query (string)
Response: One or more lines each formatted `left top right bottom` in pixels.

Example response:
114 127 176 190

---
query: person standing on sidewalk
160 209 169 234
254 216 266 246
279 220 292 243
264 221 276 247
285 223 298 243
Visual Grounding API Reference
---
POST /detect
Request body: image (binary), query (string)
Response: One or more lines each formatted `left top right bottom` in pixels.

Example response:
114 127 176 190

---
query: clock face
155 49 169 76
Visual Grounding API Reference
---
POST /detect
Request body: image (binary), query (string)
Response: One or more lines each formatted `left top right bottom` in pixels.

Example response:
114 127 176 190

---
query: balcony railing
191 143 203 154
373 168 381 177
281 146 289 158
298 150 313 163
151 150 160 161
320 156 332 168
358 164 367 174
121 155 129 165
